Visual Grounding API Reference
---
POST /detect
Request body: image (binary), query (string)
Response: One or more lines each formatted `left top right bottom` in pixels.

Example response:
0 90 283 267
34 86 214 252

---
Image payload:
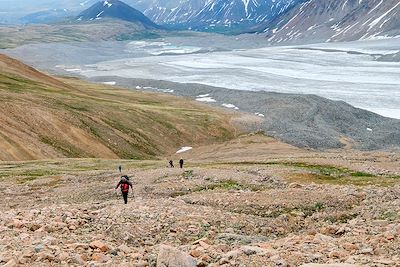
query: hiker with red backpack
115 175 133 204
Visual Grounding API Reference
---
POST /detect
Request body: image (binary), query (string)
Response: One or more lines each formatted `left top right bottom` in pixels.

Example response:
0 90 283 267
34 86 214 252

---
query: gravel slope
90 76 400 150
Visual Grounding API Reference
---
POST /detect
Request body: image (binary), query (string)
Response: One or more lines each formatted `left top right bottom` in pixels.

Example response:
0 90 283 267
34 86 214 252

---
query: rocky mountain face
77 0 159 28
259 0 400 44
128 0 303 31
5 0 400 41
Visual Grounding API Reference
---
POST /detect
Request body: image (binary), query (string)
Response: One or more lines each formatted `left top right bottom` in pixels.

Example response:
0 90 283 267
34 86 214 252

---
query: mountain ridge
77 0 160 28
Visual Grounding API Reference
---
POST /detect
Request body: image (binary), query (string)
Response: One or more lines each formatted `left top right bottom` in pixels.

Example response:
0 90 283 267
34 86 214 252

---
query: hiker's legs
122 192 128 204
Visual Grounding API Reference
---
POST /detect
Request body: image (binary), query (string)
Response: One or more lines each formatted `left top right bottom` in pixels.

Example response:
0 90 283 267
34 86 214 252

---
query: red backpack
121 182 129 193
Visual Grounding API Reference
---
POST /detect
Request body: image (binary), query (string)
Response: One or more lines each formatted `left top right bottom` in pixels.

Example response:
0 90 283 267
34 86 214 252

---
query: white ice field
60 37 400 119
9 35 399 119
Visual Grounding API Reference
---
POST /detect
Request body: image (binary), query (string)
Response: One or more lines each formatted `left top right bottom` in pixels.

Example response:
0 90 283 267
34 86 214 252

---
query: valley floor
0 135 399 266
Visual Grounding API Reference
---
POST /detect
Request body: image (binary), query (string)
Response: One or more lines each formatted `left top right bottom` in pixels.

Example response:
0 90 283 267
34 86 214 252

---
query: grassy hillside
0 54 237 161
0 20 161 49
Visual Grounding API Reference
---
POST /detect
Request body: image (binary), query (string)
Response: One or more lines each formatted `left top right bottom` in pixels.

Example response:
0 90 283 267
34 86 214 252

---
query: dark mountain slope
77 0 159 28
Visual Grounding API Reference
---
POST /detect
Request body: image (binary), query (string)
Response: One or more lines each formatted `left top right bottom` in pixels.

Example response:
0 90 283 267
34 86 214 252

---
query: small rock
37 251 55 262
225 249 243 260
193 238 211 248
342 243 358 251
157 245 196 267
19 233 30 240
43 236 57 246
200 254 211 262
130 253 142 260
58 252 69 261
240 246 265 256
199 241 210 250
29 224 41 231
289 183 303 188
219 258 229 265
2 259 17 267
384 232 395 240
72 243 89 250
270 255 288 267
71 254 86 265
328 251 340 258
190 249 202 258
21 249 34 259
360 247 373 255
118 244 132 254
374 259 395 265
215 244 230 253
137 260 149 267
34 243 45 253
92 253 111 263
89 240 109 252
12 220 24 229
314 233 334 242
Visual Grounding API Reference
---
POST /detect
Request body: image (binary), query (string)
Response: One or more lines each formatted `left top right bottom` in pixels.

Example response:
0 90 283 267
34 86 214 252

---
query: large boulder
157 245 197 267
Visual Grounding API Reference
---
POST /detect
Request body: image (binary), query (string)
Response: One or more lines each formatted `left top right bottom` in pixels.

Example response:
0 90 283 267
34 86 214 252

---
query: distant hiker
118 165 122 173
115 175 133 204
169 160 174 168
179 158 184 169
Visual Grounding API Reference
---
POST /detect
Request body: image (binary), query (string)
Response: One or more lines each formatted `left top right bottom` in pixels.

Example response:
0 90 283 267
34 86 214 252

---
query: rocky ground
0 138 399 267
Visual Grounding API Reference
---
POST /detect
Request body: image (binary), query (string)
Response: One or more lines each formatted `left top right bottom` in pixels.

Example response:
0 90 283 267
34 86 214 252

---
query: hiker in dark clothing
118 165 122 173
169 160 174 168
179 158 184 168
115 176 133 204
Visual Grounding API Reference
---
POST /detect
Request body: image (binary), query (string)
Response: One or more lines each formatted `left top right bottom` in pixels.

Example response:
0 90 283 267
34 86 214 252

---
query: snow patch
222 103 239 110
102 81 116 85
65 68 82 72
96 11 104 18
197 94 210 98
196 97 216 102
103 0 112 8
255 112 265 117
158 89 174 93
176 147 192 154
80 0 90 6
